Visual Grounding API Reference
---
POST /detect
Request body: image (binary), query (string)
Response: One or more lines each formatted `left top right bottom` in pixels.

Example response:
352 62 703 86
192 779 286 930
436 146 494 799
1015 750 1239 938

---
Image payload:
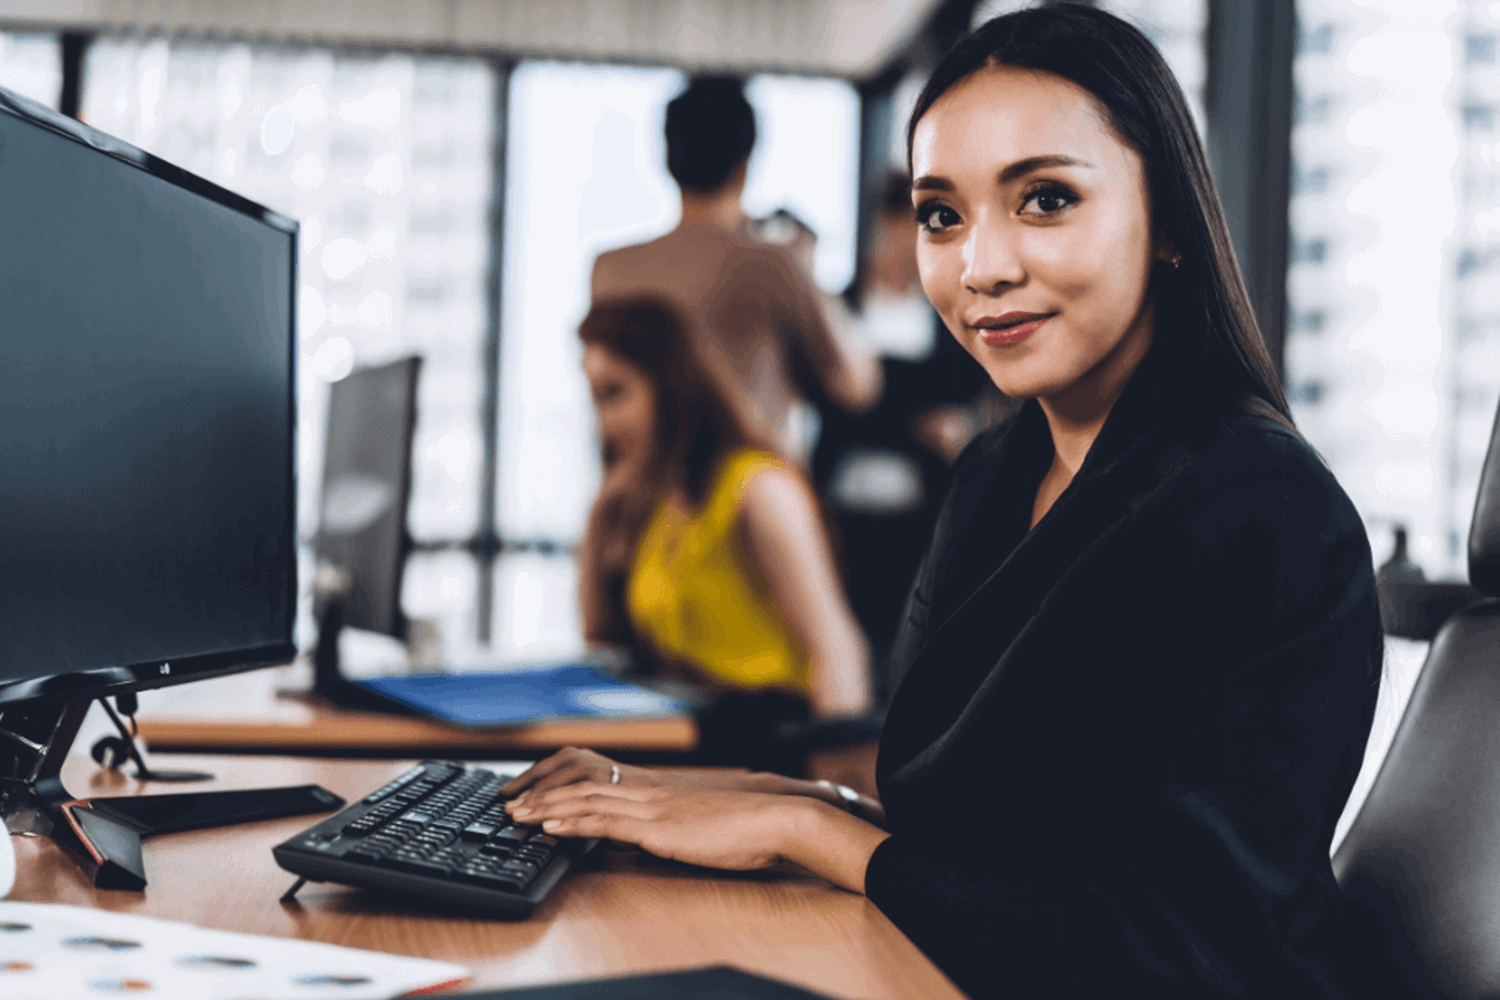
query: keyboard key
462 822 497 841
489 827 528 844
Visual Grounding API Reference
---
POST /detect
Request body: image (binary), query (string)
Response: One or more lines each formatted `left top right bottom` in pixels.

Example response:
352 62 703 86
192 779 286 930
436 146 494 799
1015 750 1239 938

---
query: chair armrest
1379 579 1485 640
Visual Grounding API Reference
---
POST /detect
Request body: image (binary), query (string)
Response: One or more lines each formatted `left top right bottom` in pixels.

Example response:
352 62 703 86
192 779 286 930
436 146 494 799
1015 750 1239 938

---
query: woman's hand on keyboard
506 783 804 871
502 747 879 817
500 747 664 797
502 746 773 799
503 781 890 891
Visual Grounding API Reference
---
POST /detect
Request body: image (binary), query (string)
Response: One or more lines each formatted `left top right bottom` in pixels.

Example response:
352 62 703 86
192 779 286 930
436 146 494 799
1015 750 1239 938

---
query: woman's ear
1154 231 1181 269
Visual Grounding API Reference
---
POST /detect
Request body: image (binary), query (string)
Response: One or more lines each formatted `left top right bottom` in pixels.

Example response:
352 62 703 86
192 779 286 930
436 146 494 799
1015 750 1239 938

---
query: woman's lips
974 313 1052 346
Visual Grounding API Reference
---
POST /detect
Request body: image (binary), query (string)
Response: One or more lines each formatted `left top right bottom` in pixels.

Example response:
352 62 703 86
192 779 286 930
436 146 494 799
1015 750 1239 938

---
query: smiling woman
499 6 1403 998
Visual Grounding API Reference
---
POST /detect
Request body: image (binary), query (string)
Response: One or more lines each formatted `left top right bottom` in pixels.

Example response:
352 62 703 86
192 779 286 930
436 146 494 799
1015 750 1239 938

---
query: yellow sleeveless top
626 448 812 695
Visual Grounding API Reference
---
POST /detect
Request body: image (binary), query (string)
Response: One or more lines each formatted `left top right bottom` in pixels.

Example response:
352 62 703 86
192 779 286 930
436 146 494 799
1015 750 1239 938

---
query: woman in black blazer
504 6 1391 997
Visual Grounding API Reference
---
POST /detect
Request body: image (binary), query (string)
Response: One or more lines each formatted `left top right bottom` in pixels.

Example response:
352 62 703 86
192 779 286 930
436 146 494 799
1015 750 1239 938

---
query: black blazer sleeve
866 415 1386 1000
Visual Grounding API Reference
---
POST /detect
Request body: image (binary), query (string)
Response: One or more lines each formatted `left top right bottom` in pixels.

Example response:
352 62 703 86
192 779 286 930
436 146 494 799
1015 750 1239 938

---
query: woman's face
583 344 656 467
910 65 1170 410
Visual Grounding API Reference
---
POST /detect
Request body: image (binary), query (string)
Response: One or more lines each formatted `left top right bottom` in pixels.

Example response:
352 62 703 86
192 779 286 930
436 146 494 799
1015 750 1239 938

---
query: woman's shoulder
717 446 788 494
1155 413 1366 557
702 447 797 523
1183 414 1338 497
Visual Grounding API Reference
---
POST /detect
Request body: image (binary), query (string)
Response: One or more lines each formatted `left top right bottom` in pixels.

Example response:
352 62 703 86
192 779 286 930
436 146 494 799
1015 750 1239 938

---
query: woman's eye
1020 186 1076 217
915 202 960 232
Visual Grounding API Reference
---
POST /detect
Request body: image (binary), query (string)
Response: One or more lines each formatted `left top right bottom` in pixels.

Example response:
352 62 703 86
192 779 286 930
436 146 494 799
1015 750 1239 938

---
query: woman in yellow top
577 298 871 769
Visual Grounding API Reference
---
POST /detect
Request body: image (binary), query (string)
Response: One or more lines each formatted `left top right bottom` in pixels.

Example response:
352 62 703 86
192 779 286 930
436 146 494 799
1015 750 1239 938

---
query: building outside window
0 31 61 109
1285 0 1499 580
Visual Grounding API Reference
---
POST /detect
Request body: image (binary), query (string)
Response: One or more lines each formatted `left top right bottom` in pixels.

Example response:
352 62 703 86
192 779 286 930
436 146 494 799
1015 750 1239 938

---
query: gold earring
1170 253 1182 269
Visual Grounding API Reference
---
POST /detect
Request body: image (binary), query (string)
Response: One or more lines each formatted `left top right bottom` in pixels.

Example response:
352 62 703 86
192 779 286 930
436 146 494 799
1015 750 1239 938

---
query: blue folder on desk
352 665 687 728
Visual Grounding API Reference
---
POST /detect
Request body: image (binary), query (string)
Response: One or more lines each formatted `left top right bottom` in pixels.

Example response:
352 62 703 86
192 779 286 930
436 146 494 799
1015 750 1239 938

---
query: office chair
1379 576 1482 641
1332 394 1500 999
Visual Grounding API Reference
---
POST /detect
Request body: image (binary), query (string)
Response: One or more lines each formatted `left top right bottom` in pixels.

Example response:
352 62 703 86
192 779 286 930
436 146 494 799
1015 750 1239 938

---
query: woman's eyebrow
998 154 1092 184
912 154 1094 197
911 175 952 194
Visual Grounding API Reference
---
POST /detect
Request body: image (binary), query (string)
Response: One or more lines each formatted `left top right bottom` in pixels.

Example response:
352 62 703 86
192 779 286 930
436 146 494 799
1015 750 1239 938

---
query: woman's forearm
742 772 888 829
776 797 892 894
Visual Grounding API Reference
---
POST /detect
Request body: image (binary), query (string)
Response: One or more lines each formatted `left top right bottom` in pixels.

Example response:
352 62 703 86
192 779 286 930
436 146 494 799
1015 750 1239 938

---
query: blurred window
1096 0 1208 133
0 32 61 108
497 62 685 551
741 76 860 292
80 37 497 650
1286 0 1500 576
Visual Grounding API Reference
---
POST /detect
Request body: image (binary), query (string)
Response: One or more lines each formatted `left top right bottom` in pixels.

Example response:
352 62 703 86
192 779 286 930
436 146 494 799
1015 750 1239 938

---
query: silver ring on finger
610 765 621 785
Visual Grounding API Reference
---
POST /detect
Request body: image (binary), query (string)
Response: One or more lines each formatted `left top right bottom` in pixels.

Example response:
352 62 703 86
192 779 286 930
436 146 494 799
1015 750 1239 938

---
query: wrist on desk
776 797 891 895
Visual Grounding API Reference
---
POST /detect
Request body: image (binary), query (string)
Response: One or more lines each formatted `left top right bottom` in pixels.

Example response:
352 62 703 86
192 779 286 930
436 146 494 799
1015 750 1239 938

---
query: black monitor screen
316 357 421 640
0 91 296 699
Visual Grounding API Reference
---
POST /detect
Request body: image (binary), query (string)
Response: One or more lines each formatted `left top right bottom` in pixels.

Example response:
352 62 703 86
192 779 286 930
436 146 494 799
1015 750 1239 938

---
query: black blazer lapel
879 350 1186 783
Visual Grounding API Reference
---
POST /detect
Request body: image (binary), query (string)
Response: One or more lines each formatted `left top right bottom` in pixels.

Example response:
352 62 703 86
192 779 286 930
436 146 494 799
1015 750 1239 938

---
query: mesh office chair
1333 395 1500 998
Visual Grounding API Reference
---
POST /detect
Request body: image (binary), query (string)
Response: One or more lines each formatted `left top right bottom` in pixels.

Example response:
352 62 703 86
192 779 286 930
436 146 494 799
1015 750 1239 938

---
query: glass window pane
488 552 585 665
403 550 481 665
0 32 61 110
80 38 496 549
1285 2 1472 575
1453 3 1500 566
742 75 860 292
1097 0 1208 134
497 62 685 545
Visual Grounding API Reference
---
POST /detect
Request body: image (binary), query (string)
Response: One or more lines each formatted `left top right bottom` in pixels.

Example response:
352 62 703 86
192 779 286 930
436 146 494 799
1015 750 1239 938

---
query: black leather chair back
1333 396 1500 998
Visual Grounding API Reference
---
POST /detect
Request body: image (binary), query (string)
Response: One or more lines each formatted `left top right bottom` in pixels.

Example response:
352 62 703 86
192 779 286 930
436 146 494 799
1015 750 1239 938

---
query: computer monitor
310 356 421 700
0 86 310 887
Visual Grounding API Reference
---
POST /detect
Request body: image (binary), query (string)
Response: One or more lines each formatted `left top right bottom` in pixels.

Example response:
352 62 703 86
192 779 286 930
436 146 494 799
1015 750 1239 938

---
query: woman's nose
961 216 1025 294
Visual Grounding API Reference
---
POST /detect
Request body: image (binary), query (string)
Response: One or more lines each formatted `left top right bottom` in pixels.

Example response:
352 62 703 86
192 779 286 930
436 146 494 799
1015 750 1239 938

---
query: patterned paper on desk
0 902 467 999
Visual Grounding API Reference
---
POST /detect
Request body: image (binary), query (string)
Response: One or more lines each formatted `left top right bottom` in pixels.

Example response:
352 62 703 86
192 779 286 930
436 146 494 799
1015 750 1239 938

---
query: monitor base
0 697 344 890
274 599 421 714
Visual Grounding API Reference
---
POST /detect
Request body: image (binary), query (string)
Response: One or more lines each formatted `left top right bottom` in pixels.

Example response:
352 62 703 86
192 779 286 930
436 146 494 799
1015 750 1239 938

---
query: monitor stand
0 697 344 890
279 599 417 714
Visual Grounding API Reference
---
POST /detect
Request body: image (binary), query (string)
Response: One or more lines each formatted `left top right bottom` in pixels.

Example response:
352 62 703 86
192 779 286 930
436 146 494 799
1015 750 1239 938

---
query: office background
0 0 1495 674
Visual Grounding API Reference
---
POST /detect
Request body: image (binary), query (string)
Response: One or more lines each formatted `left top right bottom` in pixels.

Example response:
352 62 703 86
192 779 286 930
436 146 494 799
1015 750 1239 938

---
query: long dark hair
908 3 1293 426
579 298 771 505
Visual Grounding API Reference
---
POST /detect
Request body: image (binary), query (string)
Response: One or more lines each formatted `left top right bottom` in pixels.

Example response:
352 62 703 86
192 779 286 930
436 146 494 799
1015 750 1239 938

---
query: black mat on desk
451 965 839 998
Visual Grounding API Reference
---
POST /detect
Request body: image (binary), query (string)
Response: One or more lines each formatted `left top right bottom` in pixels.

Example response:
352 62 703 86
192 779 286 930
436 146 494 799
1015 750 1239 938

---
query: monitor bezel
0 85 300 709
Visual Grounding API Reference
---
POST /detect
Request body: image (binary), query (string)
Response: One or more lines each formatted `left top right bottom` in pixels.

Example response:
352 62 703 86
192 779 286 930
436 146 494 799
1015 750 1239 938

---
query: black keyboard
272 760 598 916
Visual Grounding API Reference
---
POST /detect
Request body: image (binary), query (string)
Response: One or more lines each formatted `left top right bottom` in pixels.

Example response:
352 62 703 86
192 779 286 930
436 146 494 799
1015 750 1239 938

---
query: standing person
577 298 871 775
590 77 879 456
504 6 1399 997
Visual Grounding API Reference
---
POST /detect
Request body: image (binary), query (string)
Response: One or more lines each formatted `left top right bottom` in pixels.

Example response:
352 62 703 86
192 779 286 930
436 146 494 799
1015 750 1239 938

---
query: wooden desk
135 666 698 758
10 754 963 999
